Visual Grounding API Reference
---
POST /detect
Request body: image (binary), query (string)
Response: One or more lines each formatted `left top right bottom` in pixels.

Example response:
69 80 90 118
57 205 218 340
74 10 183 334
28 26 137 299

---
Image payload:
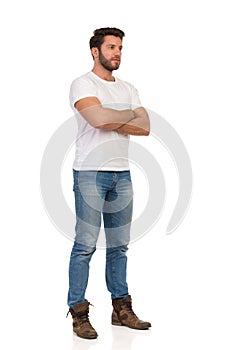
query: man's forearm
79 103 135 130
76 97 149 133
96 107 135 130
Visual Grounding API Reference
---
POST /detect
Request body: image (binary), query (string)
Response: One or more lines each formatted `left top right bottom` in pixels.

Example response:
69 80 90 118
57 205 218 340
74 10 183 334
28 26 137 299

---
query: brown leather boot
112 295 151 330
67 301 98 339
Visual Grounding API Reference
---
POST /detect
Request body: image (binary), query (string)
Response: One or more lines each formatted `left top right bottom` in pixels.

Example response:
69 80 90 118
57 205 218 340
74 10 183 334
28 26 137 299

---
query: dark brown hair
89 27 125 51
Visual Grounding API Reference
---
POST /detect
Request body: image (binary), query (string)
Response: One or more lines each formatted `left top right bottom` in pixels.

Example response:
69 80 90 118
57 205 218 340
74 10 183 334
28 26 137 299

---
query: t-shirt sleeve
130 84 143 109
69 76 98 109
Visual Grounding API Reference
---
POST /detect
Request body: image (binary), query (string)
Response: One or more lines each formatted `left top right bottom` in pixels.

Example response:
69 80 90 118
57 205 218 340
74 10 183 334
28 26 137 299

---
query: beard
99 50 120 72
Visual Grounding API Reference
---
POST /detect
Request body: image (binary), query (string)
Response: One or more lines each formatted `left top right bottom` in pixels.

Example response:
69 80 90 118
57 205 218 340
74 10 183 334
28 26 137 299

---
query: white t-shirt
70 72 142 171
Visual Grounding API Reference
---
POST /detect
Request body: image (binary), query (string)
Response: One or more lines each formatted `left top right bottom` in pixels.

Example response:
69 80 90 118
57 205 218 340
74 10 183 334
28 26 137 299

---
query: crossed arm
74 97 150 136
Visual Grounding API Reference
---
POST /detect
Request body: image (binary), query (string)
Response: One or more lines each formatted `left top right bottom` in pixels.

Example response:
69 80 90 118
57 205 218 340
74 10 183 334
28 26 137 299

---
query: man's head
89 27 125 72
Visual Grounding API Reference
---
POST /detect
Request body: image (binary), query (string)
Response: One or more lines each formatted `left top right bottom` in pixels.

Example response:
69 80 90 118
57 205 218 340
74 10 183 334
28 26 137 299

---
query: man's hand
116 107 150 136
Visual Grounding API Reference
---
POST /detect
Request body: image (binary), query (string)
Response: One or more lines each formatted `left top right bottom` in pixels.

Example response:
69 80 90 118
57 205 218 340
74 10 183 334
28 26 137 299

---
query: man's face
98 35 123 72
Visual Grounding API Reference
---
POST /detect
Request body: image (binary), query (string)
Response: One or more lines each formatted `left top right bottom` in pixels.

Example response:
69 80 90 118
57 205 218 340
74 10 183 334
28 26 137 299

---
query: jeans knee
71 242 96 257
106 245 128 258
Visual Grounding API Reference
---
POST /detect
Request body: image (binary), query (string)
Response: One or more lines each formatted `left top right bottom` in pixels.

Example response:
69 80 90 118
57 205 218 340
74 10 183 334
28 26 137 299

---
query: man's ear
91 47 99 59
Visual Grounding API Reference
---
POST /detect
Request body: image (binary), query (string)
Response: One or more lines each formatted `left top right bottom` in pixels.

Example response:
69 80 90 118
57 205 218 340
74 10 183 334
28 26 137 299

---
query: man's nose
115 47 121 56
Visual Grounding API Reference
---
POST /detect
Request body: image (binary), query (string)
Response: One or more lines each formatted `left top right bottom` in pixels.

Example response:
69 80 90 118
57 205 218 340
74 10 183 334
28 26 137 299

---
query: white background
1 0 233 349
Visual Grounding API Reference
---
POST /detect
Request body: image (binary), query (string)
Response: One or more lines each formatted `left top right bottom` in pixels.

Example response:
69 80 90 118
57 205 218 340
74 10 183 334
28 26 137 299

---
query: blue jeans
68 170 133 307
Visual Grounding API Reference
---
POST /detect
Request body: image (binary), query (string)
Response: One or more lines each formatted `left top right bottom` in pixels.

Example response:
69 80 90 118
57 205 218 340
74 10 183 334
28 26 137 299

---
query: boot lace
66 304 94 325
123 301 137 318
76 310 90 324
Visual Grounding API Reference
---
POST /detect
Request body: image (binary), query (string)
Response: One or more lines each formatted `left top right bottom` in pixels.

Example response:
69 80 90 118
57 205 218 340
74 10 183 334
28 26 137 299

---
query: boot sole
73 331 98 339
112 321 150 330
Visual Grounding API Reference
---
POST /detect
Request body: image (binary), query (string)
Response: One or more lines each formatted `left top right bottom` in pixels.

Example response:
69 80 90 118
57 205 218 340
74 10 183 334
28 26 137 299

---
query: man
67 27 151 339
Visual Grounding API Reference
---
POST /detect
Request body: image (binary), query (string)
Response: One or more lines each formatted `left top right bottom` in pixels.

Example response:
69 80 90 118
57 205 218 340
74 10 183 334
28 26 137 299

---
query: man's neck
91 66 115 82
